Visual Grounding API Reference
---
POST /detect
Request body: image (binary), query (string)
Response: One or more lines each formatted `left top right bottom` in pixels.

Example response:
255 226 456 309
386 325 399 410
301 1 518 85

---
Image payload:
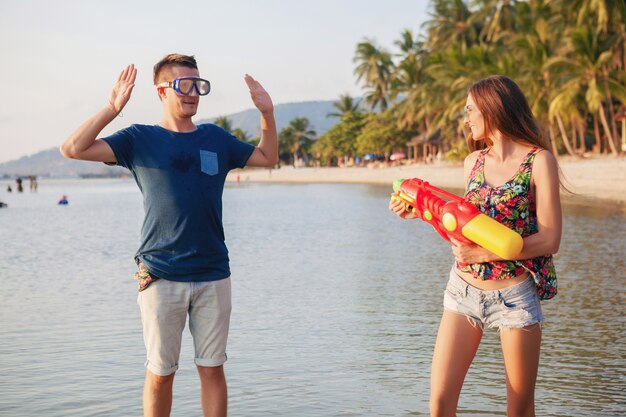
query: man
60 54 278 417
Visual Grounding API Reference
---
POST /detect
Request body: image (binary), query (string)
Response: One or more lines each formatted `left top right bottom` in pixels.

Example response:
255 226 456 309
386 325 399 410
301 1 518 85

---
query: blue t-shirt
103 123 255 282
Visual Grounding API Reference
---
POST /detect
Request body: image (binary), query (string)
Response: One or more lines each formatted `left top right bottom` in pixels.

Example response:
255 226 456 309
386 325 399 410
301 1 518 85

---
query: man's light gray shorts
137 277 232 376
443 269 544 331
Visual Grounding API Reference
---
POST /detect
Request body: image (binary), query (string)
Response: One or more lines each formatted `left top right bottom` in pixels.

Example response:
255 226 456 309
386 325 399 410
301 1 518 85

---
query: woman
390 75 562 417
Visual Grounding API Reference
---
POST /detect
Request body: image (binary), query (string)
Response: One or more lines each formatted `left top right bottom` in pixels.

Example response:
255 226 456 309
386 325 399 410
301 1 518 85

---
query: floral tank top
456 147 557 300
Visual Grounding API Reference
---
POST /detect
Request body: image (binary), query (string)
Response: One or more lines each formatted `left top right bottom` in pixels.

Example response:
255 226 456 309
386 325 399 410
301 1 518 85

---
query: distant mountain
0 148 127 178
199 100 338 137
0 100 340 178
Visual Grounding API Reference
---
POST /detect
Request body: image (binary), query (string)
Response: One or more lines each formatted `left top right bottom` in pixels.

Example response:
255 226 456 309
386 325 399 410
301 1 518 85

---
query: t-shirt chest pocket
200 150 219 176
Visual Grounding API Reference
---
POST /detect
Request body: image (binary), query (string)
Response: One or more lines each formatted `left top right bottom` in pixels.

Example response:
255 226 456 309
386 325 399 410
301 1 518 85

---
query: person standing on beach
29 176 38 192
60 54 278 417
390 75 562 416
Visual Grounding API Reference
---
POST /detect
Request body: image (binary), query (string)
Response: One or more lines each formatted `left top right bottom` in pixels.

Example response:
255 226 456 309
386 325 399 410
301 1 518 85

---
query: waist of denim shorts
448 268 535 300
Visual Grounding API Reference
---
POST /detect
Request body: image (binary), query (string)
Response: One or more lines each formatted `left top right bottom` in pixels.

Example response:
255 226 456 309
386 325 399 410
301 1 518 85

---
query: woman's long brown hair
466 75 551 152
466 75 570 191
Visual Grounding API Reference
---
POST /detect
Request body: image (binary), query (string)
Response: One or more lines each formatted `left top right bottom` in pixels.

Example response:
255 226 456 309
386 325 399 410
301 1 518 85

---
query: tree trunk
548 124 559 156
571 121 581 154
598 106 619 156
622 119 626 153
592 114 602 154
555 113 576 156
604 79 620 148
577 121 586 153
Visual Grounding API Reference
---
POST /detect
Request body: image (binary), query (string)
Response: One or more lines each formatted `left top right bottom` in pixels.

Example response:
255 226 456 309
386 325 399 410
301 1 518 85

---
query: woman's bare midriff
453 267 530 290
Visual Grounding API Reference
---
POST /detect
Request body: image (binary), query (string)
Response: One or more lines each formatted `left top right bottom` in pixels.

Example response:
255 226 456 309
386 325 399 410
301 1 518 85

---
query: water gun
392 178 523 259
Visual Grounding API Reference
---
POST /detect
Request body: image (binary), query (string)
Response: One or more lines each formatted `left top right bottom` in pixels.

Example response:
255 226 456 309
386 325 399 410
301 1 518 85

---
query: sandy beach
228 156 626 211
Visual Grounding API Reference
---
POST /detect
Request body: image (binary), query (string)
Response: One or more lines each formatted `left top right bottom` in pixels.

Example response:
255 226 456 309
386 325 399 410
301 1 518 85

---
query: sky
0 0 431 163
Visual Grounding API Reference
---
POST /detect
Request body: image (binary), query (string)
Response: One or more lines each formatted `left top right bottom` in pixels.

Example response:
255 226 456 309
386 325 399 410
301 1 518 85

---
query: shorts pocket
200 150 218 175
443 284 466 310
497 289 543 328
499 285 537 310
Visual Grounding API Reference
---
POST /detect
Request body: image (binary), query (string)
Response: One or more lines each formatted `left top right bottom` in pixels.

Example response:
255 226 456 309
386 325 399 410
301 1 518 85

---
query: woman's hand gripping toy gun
391 178 523 260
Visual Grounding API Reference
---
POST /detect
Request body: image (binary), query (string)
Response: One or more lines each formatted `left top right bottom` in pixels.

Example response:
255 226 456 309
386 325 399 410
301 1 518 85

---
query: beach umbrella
364 153 377 161
390 152 406 161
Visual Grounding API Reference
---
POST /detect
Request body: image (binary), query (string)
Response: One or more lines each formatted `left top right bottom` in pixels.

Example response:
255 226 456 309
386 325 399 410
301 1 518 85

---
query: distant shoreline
227 156 626 212
8 156 622 212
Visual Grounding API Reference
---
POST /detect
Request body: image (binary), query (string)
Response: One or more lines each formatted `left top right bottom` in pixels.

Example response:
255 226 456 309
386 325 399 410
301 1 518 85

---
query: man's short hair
153 54 198 85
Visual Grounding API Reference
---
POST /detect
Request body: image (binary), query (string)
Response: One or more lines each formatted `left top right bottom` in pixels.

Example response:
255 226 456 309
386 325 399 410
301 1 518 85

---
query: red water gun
392 178 523 259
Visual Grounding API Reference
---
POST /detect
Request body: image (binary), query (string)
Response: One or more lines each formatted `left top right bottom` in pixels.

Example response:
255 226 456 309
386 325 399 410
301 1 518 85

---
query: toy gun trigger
391 195 416 216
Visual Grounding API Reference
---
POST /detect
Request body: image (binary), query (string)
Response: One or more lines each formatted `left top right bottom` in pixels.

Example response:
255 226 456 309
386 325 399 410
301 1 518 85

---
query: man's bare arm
243 74 278 167
60 64 136 162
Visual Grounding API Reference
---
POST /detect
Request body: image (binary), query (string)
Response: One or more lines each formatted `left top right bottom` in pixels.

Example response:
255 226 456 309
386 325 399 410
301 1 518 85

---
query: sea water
0 179 624 416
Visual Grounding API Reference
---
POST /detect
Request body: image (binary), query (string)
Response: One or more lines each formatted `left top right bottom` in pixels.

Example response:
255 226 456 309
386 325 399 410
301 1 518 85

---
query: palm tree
341 0 625 160
473 0 518 44
511 0 575 155
423 0 479 54
392 30 424 99
419 1 496 147
353 39 395 111
355 111 406 159
213 116 251 143
425 43 499 142
327 94 361 119
546 25 626 155
312 112 366 166
213 116 234 132
279 117 316 167
570 0 626 35
394 29 421 58
391 30 433 133
232 128 250 142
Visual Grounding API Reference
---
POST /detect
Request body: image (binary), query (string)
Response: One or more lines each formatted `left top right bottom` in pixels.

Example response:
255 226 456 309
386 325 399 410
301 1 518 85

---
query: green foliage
213 116 234 132
327 94 362 119
232 128 250 142
445 139 469 162
301 0 625 163
355 112 407 156
279 117 316 166
341 0 626 158
312 112 367 166
354 39 395 111
214 116 253 143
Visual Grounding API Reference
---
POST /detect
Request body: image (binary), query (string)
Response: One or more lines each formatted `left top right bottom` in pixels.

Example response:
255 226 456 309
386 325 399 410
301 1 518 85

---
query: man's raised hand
244 74 273 115
108 64 137 115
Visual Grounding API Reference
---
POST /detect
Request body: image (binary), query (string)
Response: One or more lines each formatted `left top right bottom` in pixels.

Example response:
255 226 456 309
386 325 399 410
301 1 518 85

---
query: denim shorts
137 276 232 376
443 269 544 331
